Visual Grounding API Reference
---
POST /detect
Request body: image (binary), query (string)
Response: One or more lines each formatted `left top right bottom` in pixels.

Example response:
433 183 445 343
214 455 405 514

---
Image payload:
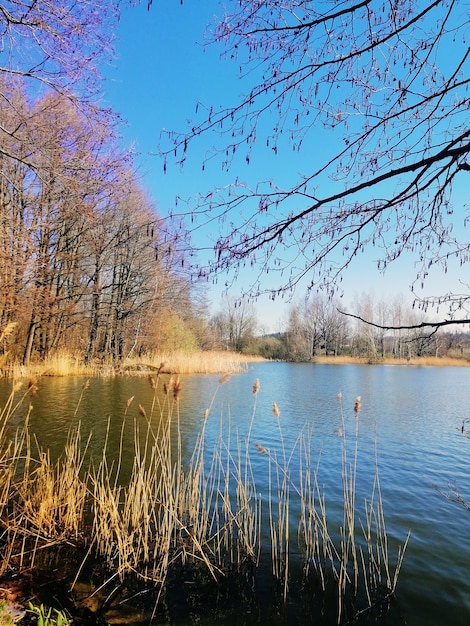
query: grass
27 603 69 626
0 600 14 626
313 354 470 366
0 375 409 624
122 350 264 374
1 350 264 379
2 347 468 380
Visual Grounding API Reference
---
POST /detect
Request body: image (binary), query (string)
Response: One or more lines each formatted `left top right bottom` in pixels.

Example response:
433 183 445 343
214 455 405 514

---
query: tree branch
338 310 469 332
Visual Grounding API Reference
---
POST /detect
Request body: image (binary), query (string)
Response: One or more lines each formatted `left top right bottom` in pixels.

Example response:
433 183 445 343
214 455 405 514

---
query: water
1 362 469 625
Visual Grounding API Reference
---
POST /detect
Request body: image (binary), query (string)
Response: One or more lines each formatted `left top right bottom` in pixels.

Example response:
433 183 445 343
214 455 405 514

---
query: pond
1 362 469 625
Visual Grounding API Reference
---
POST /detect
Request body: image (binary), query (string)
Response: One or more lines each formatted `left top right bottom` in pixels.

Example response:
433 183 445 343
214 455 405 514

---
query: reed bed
1 350 263 380
122 350 264 375
313 354 470 366
0 376 409 623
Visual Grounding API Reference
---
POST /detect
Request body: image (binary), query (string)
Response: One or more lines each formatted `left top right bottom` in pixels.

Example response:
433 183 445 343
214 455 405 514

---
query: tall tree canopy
0 1 200 364
0 0 121 169
0 0 118 93
162 0 470 326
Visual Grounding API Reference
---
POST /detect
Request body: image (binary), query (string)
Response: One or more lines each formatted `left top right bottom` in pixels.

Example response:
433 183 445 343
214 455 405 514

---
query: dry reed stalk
0 322 16 343
124 350 262 375
13 428 88 543
256 391 408 624
0 376 409 624
297 431 330 585
263 405 291 600
73 379 90 417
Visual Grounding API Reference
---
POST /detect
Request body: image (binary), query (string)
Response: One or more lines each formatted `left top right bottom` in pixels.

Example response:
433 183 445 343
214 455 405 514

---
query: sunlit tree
209 295 258 352
0 0 119 95
162 1 470 329
285 295 348 360
0 0 123 171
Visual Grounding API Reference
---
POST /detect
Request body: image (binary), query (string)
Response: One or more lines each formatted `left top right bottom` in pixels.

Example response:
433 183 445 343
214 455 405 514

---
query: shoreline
1 352 469 380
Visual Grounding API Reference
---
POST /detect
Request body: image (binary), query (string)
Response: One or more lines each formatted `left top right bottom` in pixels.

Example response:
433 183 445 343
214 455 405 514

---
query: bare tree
162 1 470 327
0 0 119 95
211 295 258 352
0 78 31 331
285 295 348 359
285 304 312 361
0 0 123 174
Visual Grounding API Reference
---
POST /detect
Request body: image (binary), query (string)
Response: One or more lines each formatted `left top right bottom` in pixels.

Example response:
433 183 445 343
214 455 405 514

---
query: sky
101 1 470 332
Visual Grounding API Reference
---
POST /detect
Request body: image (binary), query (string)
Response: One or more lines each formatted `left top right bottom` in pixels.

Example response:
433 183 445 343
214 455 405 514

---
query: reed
0 377 409 623
122 350 264 375
313 354 470 367
1 349 263 380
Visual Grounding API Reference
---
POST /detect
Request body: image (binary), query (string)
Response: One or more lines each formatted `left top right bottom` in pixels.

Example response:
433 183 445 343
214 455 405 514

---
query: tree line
0 77 212 365
210 294 470 362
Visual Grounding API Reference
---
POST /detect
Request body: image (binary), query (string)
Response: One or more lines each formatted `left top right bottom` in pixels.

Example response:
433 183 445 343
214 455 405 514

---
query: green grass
0 600 14 626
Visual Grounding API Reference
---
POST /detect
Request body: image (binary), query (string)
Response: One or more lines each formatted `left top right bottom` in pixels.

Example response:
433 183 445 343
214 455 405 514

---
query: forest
1 0 469 370
0 77 203 365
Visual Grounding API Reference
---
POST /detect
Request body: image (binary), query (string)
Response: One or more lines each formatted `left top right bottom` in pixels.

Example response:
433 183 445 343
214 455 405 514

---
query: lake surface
1 362 469 625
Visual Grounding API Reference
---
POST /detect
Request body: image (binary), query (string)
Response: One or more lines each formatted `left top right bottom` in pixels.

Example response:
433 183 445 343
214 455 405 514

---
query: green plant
27 602 69 626
0 599 14 626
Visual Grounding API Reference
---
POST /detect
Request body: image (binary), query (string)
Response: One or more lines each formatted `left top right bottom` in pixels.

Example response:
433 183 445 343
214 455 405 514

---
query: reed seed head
255 443 267 454
173 376 181 401
138 404 147 418
252 378 260 396
126 396 135 409
204 408 210 420
28 378 38 397
82 379 90 391
0 322 17 342
337 392 343 401
148 375 156 390
219 374 231 385
272 402 280 418
354 396 362 413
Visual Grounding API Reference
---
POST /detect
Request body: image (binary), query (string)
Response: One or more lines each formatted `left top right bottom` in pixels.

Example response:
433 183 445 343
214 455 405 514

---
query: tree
0 1 197 365
285 295 348 360
350 294 387 359
0 0 119 96
0 0 123 172
284 304 311 361
162 1 470 328
210 295 258 352
0 78 31 332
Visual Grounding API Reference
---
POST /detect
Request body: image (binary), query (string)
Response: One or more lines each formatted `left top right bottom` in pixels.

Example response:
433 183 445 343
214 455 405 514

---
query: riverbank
1 351 468 381
1 350 265 379
312 354 470 366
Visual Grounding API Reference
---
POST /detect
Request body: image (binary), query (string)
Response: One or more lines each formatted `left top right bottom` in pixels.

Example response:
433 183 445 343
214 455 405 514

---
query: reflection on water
1 362 470 625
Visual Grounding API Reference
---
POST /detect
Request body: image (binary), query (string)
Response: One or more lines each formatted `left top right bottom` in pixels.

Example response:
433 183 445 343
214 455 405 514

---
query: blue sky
101 2 469 332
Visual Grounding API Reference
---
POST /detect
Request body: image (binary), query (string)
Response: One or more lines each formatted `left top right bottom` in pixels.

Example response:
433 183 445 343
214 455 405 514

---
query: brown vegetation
0 376 408 623
1 350 264 379
312 355 470 367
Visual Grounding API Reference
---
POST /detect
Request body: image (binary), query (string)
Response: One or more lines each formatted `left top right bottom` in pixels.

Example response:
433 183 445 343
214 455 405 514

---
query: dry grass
313 354 470 366
1 350 264 379
5 351 92 379
122 350 264 375
0 376 408 623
